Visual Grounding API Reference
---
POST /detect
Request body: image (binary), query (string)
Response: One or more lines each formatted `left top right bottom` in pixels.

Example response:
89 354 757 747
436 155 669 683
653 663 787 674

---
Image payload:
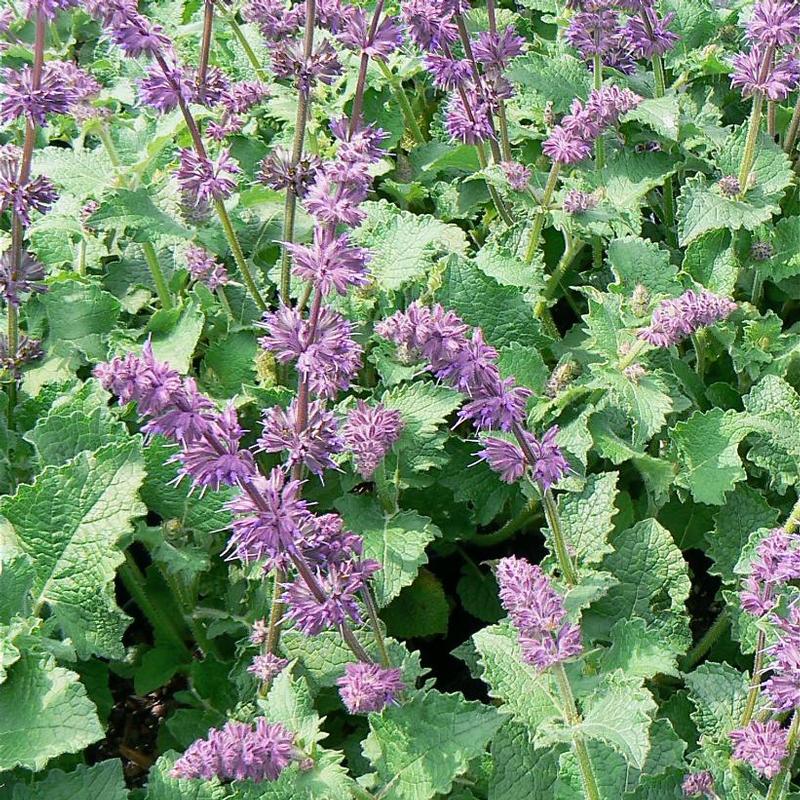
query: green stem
692 329 707 378
738 92 765 195
784 92 800 154
377 61 426 145
119 553 191 656
472 501 539 547
475 144 514 226
649 54 676 246
679 608 729 671
553 663 601 800
768 100 777 139
213 199 267 310
141 241 174 310
525 162 561 263
765 710 800 800
592 55 605 170
361 586 390 667
219 5 268 81
534 238 586 320
258 568 285 697
216 286 234 320
542 488 578 587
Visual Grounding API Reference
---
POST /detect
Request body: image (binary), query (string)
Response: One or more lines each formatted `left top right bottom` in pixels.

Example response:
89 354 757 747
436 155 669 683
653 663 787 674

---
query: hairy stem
471 500 539 547
376 61 426 145
534 237 586 322
785 92 800 154
542 488 578 586
525 161 561 263
141 242 174 310
197 0 214 91
361 586 391 667
765 710 800 800
738 92 765 195
349 0 385 136
487 0 512 161
475 145 514 226
553 663 601 800
218 4 268 82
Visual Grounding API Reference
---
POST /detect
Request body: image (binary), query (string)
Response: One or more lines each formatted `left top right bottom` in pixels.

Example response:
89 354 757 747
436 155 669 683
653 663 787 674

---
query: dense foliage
5 0 800 797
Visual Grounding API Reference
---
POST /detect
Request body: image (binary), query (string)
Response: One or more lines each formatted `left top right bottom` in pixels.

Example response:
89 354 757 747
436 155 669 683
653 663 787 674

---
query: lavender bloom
563 189 598 213
445 90 496 144
718 175 741 197
26 0 78 20
682 771 716 798
271 39 342 94
225 468 312 565
343 401 404 479
110 11 173 58
337 663 405 713
0 145 58 226
400 0 458 50
476 436 528 484
0 251 47 307
732 48 800 100
0 334 44 377
0 8 13 32
730 720 788 779
496 556 583 670
250 619 269 645
243 0 303 40
478 427 569 489
625 7 678 59
472 27 526 73
457 377 531 431
139 65 192 113
283 559 379 635
171 719 295 782
257 399 343 476
0 64 76 125
337 10 403 59
502 161 531 191
303 170 369 227
638 289 736 347
542 126 594 164
142 377 215 444
424 55 472 90
184 245 229 291
566 10 635 73
260 149 321 196
248 653 289 682
747 0 800 46
176 149 241 206
222 81 269 114
286 228 370 296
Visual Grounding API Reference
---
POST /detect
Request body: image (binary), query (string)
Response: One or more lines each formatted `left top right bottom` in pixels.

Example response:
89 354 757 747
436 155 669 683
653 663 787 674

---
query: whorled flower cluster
729 719 789 779
731 0 800 100
336 662 406 713
496 556 582 670
542 85 641 164
637 288 736 348
185 244 230 291
170 718 296 782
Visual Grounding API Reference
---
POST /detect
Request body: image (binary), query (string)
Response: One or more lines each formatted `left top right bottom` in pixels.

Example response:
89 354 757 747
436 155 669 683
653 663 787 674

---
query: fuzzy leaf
682 229 738 295
0 653 103 771
671 409 751 504
6 760 128 800
33 147 117 200
488 722 561 800
336 495 439 607
0 441 146 658
88 188 191 241
362 688 502 800
584 519 691 654
685 662 749 742
607 237 679 296
601 618 679 679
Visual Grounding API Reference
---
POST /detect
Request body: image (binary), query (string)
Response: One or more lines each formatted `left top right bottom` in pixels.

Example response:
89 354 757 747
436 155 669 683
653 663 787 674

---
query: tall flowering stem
784 94 800 154
376 61 426 144
197 0 215 92
216 1 269 82
765 710 800 800
738 87 767 196
487 0 512 160
525 162 561 263
349 0 386 136
279 0 317 306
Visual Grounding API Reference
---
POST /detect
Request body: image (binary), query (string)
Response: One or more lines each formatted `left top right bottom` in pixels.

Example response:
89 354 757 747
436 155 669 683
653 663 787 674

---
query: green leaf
380 381 463 485
457 561 503 623
88 188 191 241
336 495 439 607
382 569 449 638
0 441 146 658
555 740 628 800
623 96 680 141
758 215 800 282
507 52 590 113
584 519 691 654
717 128 793 198
362 688 502 800
743 374 800 492
0 653 103 771
0 555 34 624
472 622 561 731
555 471 619 566
33 147 117 200
682 230 739 295
147 302 206 374
7 760 128 800
601 618 679 679
671 409 751 505
489 722 561 800
438 256 547 349
578 679 656 769
678 173 780 247
708 485 779 585
145 753 230 800
41 279 122 361
589 151 677 215
352 200 466 290
497 344 549 394
202 331 258 397
607 237 679 297
685 662 749 742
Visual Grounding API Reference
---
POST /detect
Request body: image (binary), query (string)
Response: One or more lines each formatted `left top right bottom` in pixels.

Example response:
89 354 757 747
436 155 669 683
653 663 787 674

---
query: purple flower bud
222 81 269 114
248 653 289 682
0 63 77 125
400 0 458 51
718 175 741 197
625 7 678 59
176 148 241 206
445 90 496 144
476 435 528 484
184 244 230 291
502 161 531 191
751 240 775 261
477 426 569 489
109 10 173 58
142 377 216 444
301 512 367 567
343 400 404 479
243 0 303 40
472 26 526 73
0 145 58 226
171 719 295 782
138 64 192 113
337 662 405 713
638 289 736 347
0 333 44 377
260 149 322 196
286 228 370 296
337 10 403 59
563 189 598 213
271 39 342 94
303 169 369 227
496 556 582 671
0 250 47 307
730 720 788 779
257 399 343 476
682 771 716 798
329 119 389 164
423 55 472 90
457 376 531 431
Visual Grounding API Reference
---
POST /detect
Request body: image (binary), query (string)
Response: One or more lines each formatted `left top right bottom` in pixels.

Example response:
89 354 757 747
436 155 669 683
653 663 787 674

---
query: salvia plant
8 0 800 798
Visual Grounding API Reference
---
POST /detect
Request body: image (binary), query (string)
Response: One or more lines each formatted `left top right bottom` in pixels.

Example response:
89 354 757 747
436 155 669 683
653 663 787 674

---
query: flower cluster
681 771 716 798
729 719 788 779
171 718 296 782
739 528 800 618
732 0 800 100
343 401 404 479
376 301 569 490
637 289 736 348
0 144 57 226
185 244 230 291
337 662 406 713
496 556 582 670
542 85 641 164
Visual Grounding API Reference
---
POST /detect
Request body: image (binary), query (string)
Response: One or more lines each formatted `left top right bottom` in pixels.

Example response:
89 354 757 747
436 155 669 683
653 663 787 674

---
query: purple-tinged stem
349 0 386 137
280 0 317 306
738 45 776 195
197 0 214 93
486 0 512 161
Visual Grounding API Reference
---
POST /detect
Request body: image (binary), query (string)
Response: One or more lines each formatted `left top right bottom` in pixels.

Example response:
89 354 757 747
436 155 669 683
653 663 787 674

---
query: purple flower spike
243 0 303 41
337 662 405 713
476 436 528 484
730 720 788 779
0 146 58 226
747 0 800 46
248 653 289 682
477 426 568 490
400 0 458 51
110 11 173 58
184 245 229 291
563 189 598 213
171 719 295 782
457 377 531 431
496 556 582 671
424 55 472 90
0 251 47 307
343 400 405 480
681 771 715 798
472 26 526 73
625 7 678 59
26 0 78 20
176 148 241 207
732 48 800 100
0 64 76 125
638 289 736 347
138 64 192 113
502 161 532 191
257 399 343 476
445 91 496 144
287 228 370 296
337 10 403 58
